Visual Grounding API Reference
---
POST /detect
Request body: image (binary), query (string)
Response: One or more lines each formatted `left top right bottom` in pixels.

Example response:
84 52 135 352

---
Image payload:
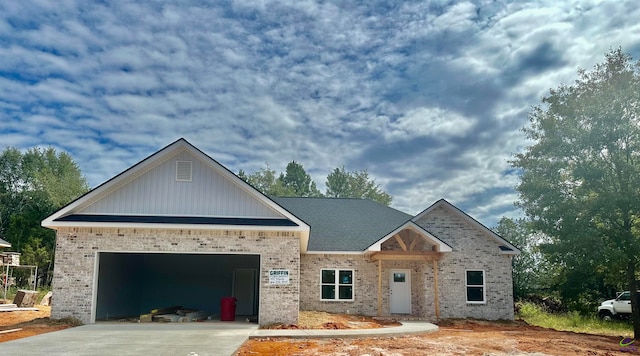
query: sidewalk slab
249 321 438 339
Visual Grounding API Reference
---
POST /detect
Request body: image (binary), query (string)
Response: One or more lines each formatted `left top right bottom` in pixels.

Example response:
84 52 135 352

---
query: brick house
42 139 519 325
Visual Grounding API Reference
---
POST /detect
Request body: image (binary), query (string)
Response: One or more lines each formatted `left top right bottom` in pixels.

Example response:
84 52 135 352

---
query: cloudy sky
1 0 639 227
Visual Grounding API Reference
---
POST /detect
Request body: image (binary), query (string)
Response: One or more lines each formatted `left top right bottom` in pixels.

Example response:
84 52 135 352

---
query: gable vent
176 161 193 181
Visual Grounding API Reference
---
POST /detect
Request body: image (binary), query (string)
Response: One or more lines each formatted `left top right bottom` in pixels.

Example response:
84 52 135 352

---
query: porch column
433 259 440 320
377 260 382 316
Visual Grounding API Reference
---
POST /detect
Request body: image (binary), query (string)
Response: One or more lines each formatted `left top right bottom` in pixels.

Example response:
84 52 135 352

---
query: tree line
0 147 89 286
238 161 392 205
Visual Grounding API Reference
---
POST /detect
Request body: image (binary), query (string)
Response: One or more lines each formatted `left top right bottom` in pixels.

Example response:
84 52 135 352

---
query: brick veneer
51 227 300 325
414 205 515 320
51 205 515 324
300 255 436 319
299 206 515 321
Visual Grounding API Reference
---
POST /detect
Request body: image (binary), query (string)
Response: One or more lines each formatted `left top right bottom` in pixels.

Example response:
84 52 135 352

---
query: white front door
390 269 411 314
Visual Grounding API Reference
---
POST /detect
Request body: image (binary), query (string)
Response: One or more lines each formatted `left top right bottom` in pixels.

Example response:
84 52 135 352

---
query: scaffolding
1 261 37 301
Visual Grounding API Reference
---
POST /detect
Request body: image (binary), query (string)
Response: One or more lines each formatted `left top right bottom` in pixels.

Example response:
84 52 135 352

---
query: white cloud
432 1 478 30
386 107 475 140
1 0 639 227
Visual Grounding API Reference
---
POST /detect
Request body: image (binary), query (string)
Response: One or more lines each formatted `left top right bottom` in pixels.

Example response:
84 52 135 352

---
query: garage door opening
95 252 260 322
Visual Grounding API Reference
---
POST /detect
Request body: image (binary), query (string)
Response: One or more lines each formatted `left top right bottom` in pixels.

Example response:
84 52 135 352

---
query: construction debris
139 306 211 323
13 290 39 308
0 303 39 312
39 291 53 306
0 328 22 335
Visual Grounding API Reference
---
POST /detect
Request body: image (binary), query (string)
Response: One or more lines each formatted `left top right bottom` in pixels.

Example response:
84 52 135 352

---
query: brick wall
299 206 515 321
51 227 300 325
299 254 438 320
415 205 515 320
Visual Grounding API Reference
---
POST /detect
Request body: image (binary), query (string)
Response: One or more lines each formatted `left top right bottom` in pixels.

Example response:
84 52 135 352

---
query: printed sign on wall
269 269 290 285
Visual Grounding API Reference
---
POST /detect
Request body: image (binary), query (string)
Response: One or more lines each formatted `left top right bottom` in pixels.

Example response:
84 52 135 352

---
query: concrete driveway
1 321 258 356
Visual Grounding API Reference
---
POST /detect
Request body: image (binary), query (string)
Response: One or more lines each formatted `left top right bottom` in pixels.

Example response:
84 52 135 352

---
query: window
466 270 485 304
618 292 631 301
321 269 353 301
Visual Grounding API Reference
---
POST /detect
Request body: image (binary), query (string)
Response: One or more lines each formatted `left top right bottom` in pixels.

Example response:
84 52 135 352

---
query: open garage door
95 253 260 322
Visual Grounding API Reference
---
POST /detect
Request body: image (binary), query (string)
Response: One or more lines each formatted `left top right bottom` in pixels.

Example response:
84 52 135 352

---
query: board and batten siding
79 151 283 218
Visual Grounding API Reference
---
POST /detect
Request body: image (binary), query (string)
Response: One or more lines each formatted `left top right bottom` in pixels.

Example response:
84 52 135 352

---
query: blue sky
1 0 639 227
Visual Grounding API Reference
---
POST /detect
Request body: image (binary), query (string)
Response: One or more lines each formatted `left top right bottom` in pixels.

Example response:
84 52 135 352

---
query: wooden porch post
377 260 382 316
433 259 440 320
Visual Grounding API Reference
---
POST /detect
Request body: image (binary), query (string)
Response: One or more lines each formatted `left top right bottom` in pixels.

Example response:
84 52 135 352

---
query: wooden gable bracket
394 234 407 251
368 251 441 261
409 235 419 251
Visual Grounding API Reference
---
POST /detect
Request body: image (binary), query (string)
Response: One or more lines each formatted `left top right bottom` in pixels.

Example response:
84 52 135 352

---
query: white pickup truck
597 291 635 320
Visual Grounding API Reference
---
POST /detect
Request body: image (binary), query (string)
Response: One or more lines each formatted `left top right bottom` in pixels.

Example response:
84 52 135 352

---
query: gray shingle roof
272 197 412 252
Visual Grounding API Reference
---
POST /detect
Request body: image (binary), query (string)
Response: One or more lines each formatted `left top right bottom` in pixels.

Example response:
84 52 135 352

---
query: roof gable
412 199 520 255
366 221 453 253
75 148 281 218
42 139 310 249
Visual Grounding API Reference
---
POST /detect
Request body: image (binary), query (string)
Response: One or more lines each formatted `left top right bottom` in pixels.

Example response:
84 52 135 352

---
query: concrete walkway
0 321 437 356
250 320 438 339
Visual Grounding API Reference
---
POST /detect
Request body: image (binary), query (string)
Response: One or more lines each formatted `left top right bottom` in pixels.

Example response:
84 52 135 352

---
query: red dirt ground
0 305 77 343
236 319 638 356
1 308 636 355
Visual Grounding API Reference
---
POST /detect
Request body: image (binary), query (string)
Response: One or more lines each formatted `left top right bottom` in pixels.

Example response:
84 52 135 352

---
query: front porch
365 221 452 321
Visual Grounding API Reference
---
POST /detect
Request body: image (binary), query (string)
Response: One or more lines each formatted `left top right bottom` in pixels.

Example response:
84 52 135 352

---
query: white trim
50 212 294 219
465 269 486 304
320 268 354 302
413 199 520 255
366 221 452 253
91 252 100 324
91 250 264 324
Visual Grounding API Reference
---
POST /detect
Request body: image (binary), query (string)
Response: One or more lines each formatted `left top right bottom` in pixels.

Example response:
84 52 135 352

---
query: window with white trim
466 270 485 304
320 269 353 301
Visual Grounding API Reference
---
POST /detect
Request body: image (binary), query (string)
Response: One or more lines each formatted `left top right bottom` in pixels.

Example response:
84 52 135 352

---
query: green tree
493 217 553 301
0 147 89 286
325 166 392 206
20 238 53 287
239 162 393 205
279 161 322 197
512 48 640 336
238 166 294 196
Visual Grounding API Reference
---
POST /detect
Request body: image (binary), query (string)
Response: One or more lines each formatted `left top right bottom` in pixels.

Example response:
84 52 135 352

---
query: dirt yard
0 305 79 343
1 308 636 354
237 317 638 356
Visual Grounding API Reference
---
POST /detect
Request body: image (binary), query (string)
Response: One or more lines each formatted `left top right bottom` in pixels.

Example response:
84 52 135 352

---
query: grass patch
517 302 633 337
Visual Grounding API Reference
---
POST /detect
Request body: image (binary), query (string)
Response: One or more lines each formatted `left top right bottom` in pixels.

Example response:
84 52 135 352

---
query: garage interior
95 252 260 322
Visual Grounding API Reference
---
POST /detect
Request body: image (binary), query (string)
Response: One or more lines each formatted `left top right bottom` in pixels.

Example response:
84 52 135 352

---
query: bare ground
0 305 79 343
1 308 636 355
236 317 638 356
